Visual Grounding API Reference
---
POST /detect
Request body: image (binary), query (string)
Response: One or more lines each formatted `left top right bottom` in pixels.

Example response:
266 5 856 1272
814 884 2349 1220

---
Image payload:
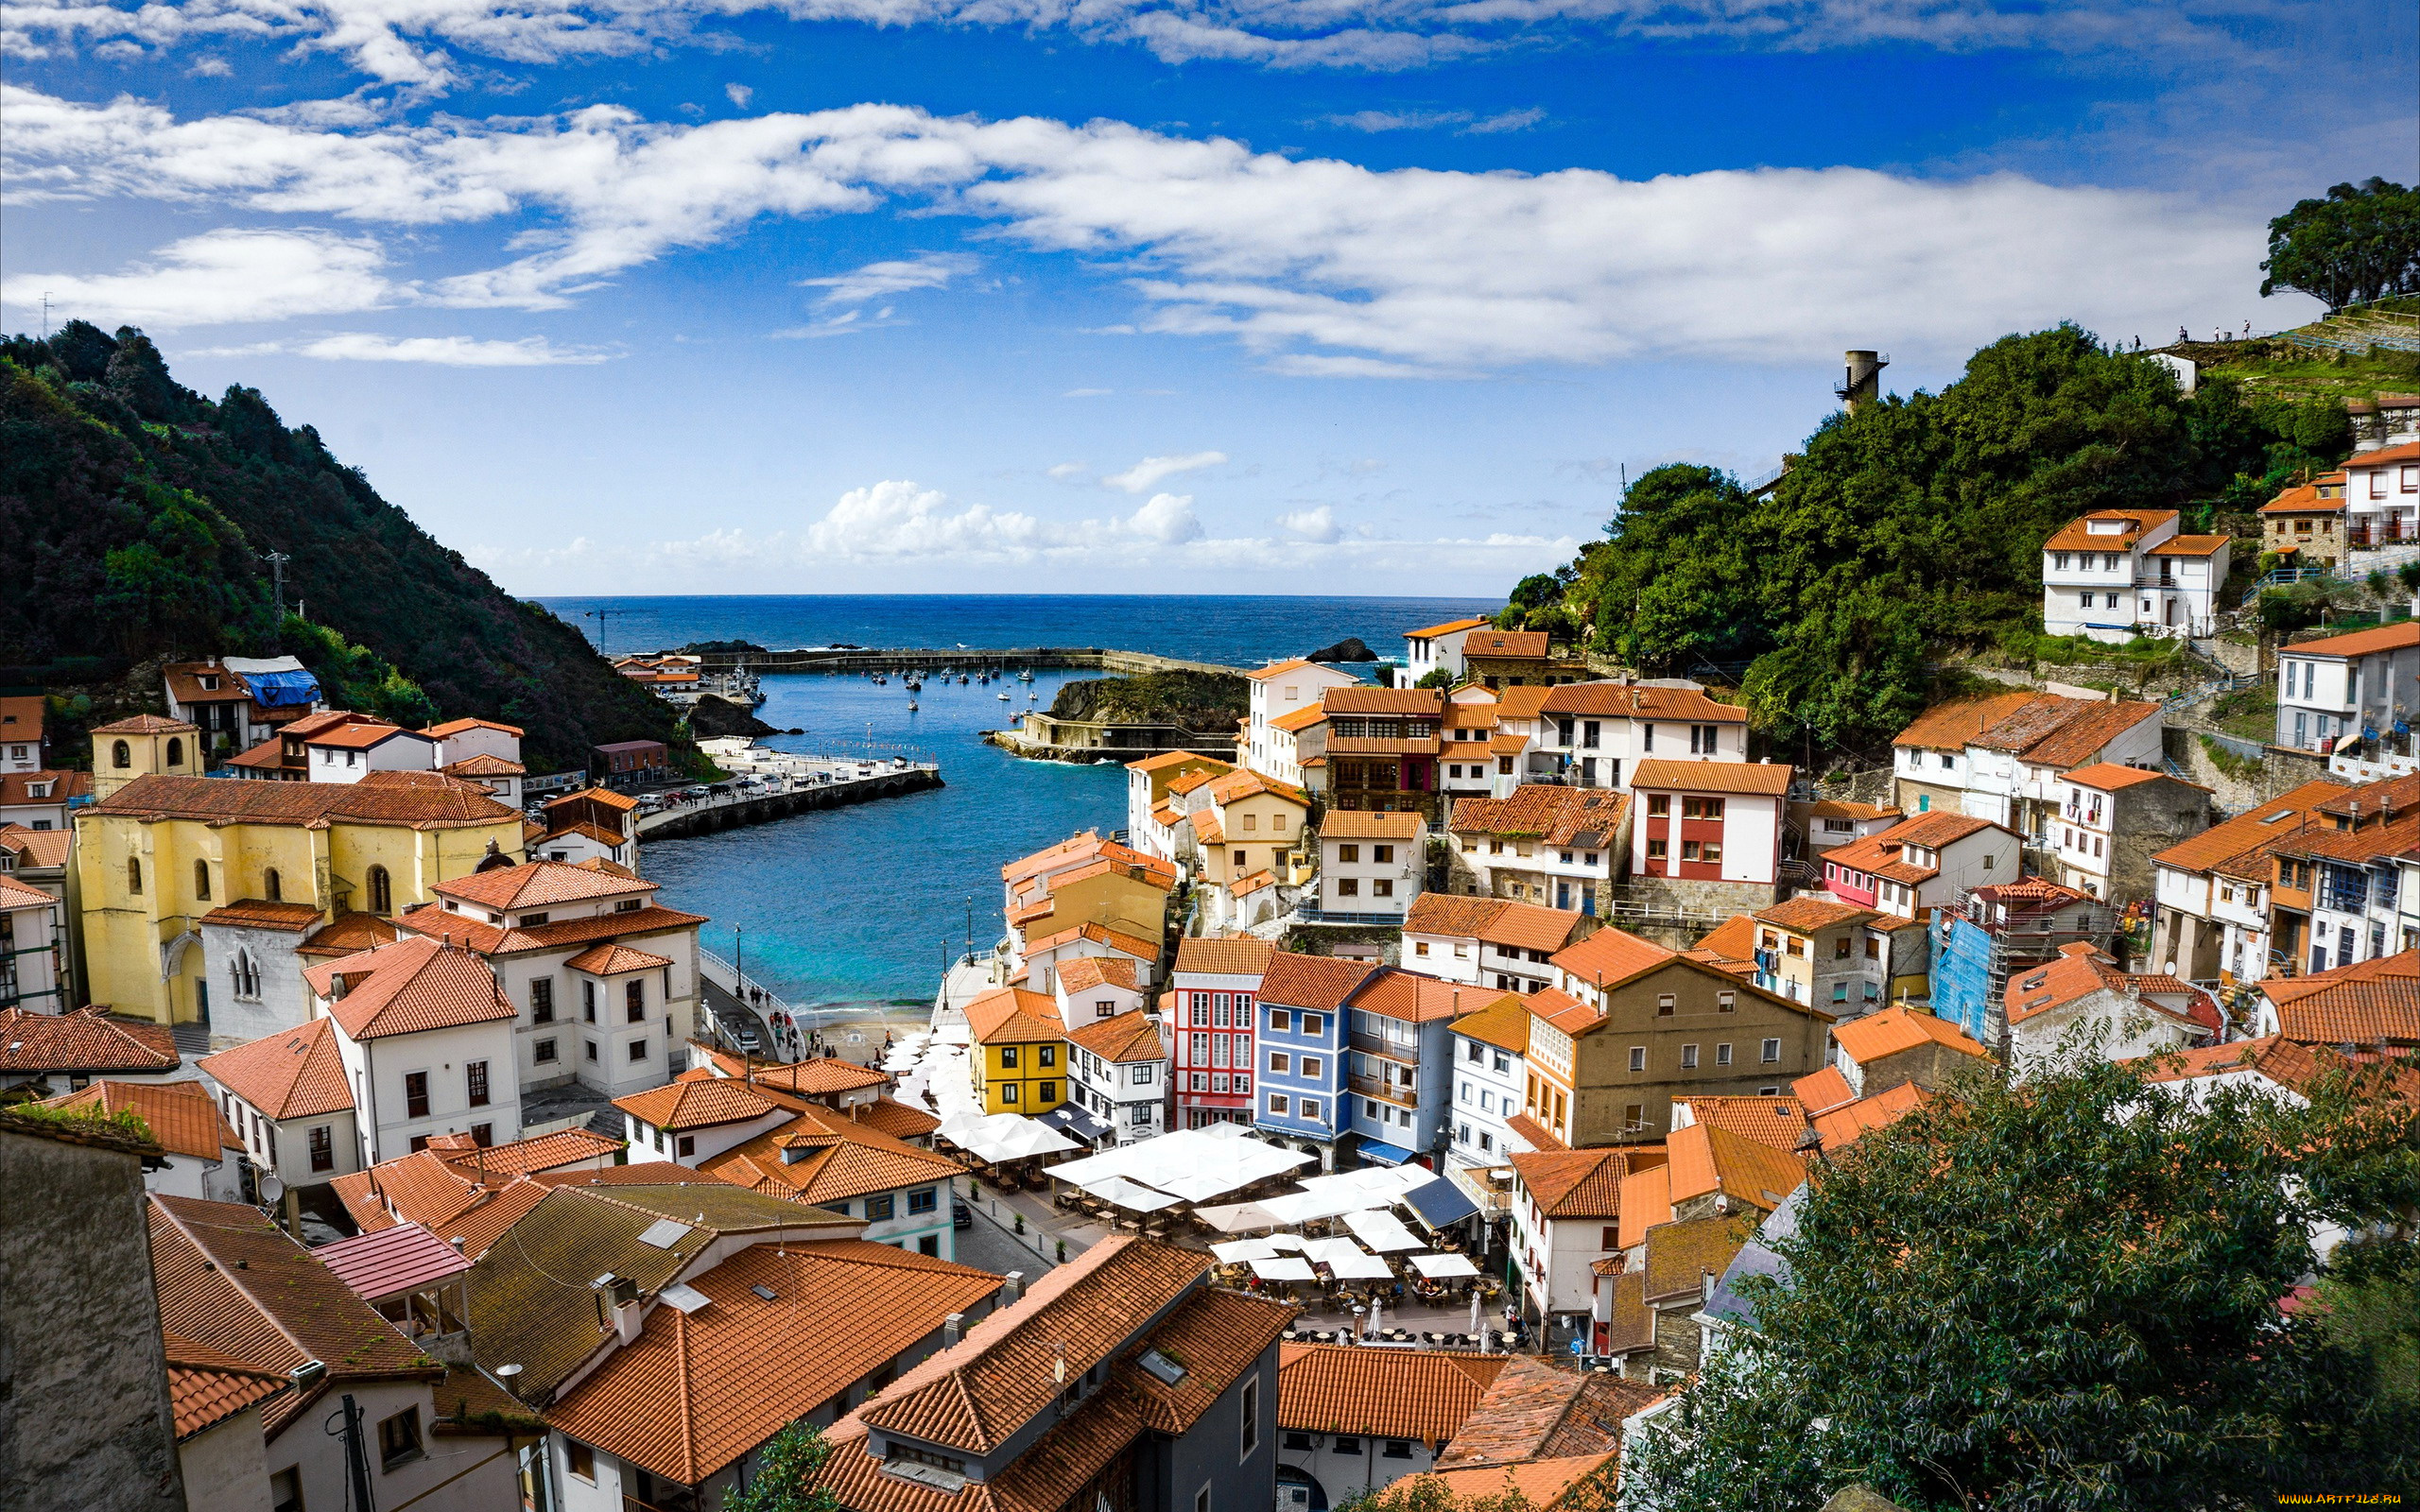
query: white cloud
1316 106 1543 133
1461 107 1546 134
0 0 2290 90
1047 461 1091 477
799 251 978 305
725 82 752 109
1102 450 1228 492
1280 504 1341 541
1125 491 1203 542
0 228 396 327
802 479 1051 558
1 87 2298 368
290 332 615 363
1063 387 1112 397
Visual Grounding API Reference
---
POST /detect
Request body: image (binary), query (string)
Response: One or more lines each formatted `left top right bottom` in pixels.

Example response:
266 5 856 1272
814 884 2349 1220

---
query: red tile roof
1509 1145 1658 1219
2283 620 2420 659
0 1006 180 1075
1259 952 1376 1011
163 1332 290 1440
565 941 673 975
198 899 326 933
1277 1344 1509 1439
1547 927 1673 992
199 1018 353 1119
304 936 519 1040
39 1079 239 1161
91 713 199 735
614 1077 785 1131
1065 1009 1166 1063
1630 758 1792 796
1809 1080 1931 1148
1173 936 1276 978
961 987 1066 1046
1450 784 1627 847
315 1221 474 1303
434 860 652 910
394 901 707 956
2259 951 2420 1045
95 770 519 829
1833 1005 1991 1065
1665 1123 1803 1211
1462 629 1551 660
1319 809 1426 839
1673 1095 1807 1153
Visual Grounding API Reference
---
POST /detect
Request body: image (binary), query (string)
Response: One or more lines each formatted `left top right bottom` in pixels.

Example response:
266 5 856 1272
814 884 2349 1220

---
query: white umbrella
1194 1201 1290 1234
1368 1296 1383 1336
1324 1250 1392 1280
1342 1209 1423 1253
1250 1256 1316 1282
1471 1291 1484 1348
1300 1237 1367 1264
1410 1252 1478 1279
1082 1176 1181 1212
1211 1239 1279 1263
1264 1232 1309 1251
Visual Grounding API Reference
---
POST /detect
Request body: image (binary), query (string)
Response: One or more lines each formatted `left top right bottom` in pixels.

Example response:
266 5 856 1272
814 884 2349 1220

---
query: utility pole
262 551 291 640
41 293 52 341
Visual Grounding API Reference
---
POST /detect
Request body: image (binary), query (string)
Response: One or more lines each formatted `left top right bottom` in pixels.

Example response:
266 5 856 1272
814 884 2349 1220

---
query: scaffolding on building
1932 884 2122 1052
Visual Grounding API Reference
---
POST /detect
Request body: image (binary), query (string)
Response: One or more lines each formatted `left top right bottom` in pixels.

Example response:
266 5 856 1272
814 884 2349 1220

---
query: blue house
1251 953 1371 1168
1340 969 1472 1165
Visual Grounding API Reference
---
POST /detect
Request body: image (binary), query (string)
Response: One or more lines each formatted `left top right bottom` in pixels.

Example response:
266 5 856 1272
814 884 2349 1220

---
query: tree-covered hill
1499 325 2353 757
0 322 687 774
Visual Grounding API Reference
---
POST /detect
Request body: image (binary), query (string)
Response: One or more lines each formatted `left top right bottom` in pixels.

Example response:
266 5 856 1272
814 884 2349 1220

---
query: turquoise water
579 595 1496 1009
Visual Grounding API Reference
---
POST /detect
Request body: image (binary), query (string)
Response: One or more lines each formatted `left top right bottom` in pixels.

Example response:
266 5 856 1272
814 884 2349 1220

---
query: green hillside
1495 324 2352 756
0 322 688 774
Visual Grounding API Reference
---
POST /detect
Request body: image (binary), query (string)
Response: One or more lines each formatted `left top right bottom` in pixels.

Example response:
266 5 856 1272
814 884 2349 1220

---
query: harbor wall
637 766 942 839
664 645 1249 677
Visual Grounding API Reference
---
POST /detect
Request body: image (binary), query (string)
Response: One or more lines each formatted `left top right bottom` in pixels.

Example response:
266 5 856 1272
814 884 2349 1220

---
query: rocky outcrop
1307 637 1378 662
688 695 779 738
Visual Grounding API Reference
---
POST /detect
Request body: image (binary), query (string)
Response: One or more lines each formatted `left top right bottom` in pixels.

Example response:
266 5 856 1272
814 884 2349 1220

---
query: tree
725 1421 840 1512
2262 179 2420 312
1624 1052 2420 1511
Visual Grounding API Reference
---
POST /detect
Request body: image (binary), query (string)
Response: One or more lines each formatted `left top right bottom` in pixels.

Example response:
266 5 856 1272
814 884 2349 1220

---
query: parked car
734 1023 762 1053
682 785 711 799
952 1200 972 1230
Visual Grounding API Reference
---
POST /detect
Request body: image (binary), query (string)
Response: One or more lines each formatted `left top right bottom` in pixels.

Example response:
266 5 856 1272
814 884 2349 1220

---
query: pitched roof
1245 658 1321 680
2005 943 2219 1033
1666 1123 1804 1212
2041 508 2178 552
1320 809 1425 840
1020 919 1161 963
545 1242 1005 1486
1124 750 1232 774
1205 768 1311 807
1403 892 1514 939
1258 952 1376 1011
314 1222 474 1303
564 941 674 976
1426 1456 1624 1507
424 716 525 738
433 860 652 911
0 822 72 868
1692 913 1759 964
2146 534 2231 558
162 1332 290 1440
91 713 198 735
1790 1065 1858 1114
0 1006 179 1074
1450 785 1627 847
854 1237 1211 1454
2283 620 2420 659
1505 1111 1567 1152
394 901 707 956
1754 896 1876 934
1673 1095 1807 1153
614 1077 786 1131
1979 698 2162 769
1057 954 1139 994
1172 936 1277 979
296 910 402 958
2346 438 2420 468
149 1194 437 1435
1547 927 1673 992
1508 1145 1656 1219
1833 1005 1992 1065
1462 629 1551 659
1630 758 1793 796
2152 780 2347 874
39 1079 239 1160
0 769 90 809
468 1181 857 1401
2259 474 2346 515
95 770 519 829
1431 1352 1665 1469
0 872 53 911
1322 686 1445 716
198 899 326 933
694 1049 892 1097
1406 617 1492 640
1642 1212 1758 1304
2259 950 2420 1044
1450 993 1532 1056
1893 692 2049 750
961 988 1066 1046
1066 1010 1166 1063
1276 1344 1509 1439
1349 969 1491 1025
1268 703 1328 732
1809 1080 1931 1148
1540 681 1745 722
199 1018 353 1119
303 936 519 1040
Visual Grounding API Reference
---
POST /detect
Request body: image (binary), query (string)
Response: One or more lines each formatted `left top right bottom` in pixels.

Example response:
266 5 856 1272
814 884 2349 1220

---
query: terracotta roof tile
1404 892 1515 939
1065 1010 1165 1063
1432 1353 1664 1470
1810 1080 1930 1147
40 1079 239 1160
92 713 198 735
565 941 674 975
1277 1344 1508 1440
296 910 401 958
198 899 326 932
2259 950 2420 1044
614 1077 785 1131
1462 629 1552 660
303 936 518 1040
1258 952 1376 1012
1642 1212 1757 1303
546 1241 1004 1486
1833 1005 1992 1065
95 770 519 829
394 901 706 956
163 1332 290 1439
0 823 72 868
199 1018 352 1119
1020 920 1160 963
1509 1145 1656 1219
2286 621 2420 659
1173 936 1278 978
0 1006 180 1074
1789 1066 1857 1115
315 1222 474 1303
434 861 652 911
1665 1122 1804 1211
702 1102 963 1207
1319 809 1425 839
1672 1095 1807 1152
1057 955 1138 994
1754 897 1876 934
1504 1111 1566 1152
1450 994 1532 1056
1541 682 1745 722
1406 617 1492 640
1692 913 1759 964
961 988 1066 1046
1450 785 1628 848
1547 927 1673 991
1614 1163 1670 1248
1631 758 1793 796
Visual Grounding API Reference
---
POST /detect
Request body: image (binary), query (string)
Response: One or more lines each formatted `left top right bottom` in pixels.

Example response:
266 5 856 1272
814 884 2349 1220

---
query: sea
538 595 1495 1018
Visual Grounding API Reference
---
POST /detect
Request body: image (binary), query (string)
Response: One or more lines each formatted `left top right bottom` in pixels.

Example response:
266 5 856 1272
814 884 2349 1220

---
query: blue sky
3 0 2410 595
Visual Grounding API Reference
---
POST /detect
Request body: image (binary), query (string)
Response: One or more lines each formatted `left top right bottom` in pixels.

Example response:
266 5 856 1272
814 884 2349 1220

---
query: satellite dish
257 1171 286 1205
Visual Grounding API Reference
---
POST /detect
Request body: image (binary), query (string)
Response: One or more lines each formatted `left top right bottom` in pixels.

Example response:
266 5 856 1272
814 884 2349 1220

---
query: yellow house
1188 768 1311 895
76 760 526 1026
1009 857 1175 959
960 987 1068 1116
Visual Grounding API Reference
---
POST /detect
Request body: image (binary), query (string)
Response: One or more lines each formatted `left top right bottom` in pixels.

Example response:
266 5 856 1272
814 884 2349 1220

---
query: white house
0 694 44 773
1446 990 1535 1173
1535 681 1751 792
2343 439 2420 545
1891 690 2162 844
2049 764 2210 903
1316 810 1426 919
2149 780 2345 985
1447 785 1631 916
304 720 442 783
1822 810 2022 921
2274 621 2420 756
39 1078 244 1201
2004 942 2217 1063
1508 1146 1647 1326
1122 752 1233 862
1244 660 1360 781
303 936 526 1164
1064 1009 1169 1145
2041 507 2230 641
0 870 65 1011
1629 759 1792 902
1402 617 1492 685
1403 893 1592 995
396 859 703 1098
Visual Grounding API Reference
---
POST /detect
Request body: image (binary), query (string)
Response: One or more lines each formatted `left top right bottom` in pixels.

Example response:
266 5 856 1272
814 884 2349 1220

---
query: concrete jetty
658 644 1246 678
636 757 941 840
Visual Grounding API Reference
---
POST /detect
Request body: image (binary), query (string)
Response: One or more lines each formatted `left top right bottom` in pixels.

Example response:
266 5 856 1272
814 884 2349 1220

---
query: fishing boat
997 692 1011 701
1017 669 1034 682
908 698 919 712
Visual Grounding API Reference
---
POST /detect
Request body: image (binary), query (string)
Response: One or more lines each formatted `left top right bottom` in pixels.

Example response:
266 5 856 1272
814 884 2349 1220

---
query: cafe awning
1409 1252 1479 1279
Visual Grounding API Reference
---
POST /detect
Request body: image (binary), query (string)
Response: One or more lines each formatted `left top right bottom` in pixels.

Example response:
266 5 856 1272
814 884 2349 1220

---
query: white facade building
1402 618 1491 685
1243 660 1360 781
1446 994 1534 1172
2274 621 2420 755
1316 810 1426 919
1064 1009 1169 1144
304 936 526 1164
2343 440 2420 544
2041 508 2231 642
199 1017 366 1189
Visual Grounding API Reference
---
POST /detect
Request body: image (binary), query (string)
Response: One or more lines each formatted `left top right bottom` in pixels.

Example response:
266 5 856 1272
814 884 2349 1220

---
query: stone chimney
1001 1270 1025 1305
942 1313 964 1348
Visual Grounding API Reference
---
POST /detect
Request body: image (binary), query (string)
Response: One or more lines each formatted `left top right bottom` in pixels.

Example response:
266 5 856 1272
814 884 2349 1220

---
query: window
192 859 211 901
1337 843 1360 864
1717 990 1737 1013
1269 1092 1290 1115
1241 1375 1260 1459
1198 1488 1213 1512
1629 1046 1647 1072
1038 1080 1058 1101
367 865 392 916
909 1186 939 1214
534 1037 559 1064
112 739 131 769
530 979 554 1022
624 980 646 1022
628 1038 648 1062
584 1040 599 1061
1383 1438 1413 1459
1002 1082 1021 1104
582 981 597 1022
467 1060 490 1108
1682 796 1725 820
1233 850 1247 869
1681 1044 1699 1069
567 1441 596 1482
265 868 282 902
1761 1038 1782 1063
1301 1013 1322 1037
1338 878 1359 897
377 1407 423 1469
1269 1051 1290 1074
1299 1098 1321 1121
1001 1045 1020 1069
865 1193 896 1220
1656 993 1676 1016
128 857 143 896
404 1071 430 1119
1689 724 1718 754
232 948 261 1001
1133 1064 1155 1085
1040 1044 1057 1067
1335 1435 1362 1455
271 1468 304 1512
1374 845 1393 864
1646 794 1669 816
1301 1057 1322 1077
1646 838 1668 861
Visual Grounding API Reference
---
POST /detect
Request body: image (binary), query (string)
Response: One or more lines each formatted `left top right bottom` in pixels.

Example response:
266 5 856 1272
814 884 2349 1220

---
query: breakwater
665 645 1246 677
637 764 943 839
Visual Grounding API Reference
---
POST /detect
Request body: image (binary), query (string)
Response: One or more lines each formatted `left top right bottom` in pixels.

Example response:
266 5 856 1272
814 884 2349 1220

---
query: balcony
1347 1073 1417 1105
1348 1031 1418 1062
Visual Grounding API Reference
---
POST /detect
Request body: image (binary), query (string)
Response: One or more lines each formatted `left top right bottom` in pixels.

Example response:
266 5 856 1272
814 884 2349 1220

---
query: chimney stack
1837 351 1889 416
942 1313 965 1348
1002 1270 1026 1305
614 1297 643 1346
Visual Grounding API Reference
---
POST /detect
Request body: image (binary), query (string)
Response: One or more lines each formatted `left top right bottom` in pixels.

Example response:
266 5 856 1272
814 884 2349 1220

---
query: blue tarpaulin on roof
1403 1176 1478 1229
246 669 320 708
